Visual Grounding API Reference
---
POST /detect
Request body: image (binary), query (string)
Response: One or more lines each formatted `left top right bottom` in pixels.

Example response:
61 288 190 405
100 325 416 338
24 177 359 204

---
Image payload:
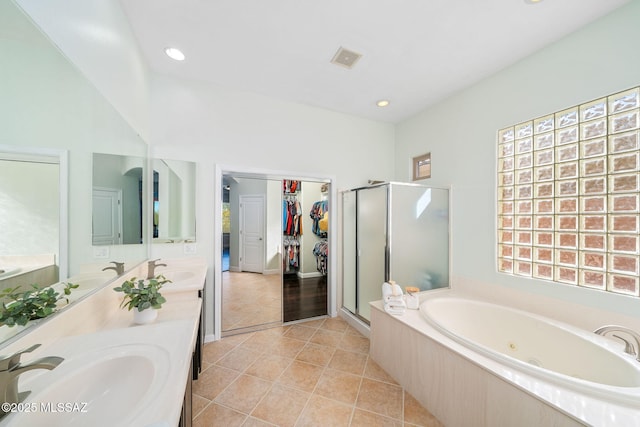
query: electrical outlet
184 243 197 254
93 246 110 259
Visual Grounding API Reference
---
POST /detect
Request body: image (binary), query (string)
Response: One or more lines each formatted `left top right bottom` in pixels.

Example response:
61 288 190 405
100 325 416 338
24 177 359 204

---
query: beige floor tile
328 349 368 376
321 317 349 333
276 360 324 392
284 324 317 341
215 374 272 414
296 342 336 367
350 409 403 427
310 328 344 348
191 394 210 419
251 383 310 427
244 353 292 381
339 333 370 354
216 346 263 372
363 358 399 385
242 417 277 427
297 318 326 329
356 378 403 420
268 335 306 358
193 365 240 400
403 391 444 427
193 402 247 427
297 395 354 427
202 340 237 365
314 368 362 405
344 325 365 336
193 321 436 426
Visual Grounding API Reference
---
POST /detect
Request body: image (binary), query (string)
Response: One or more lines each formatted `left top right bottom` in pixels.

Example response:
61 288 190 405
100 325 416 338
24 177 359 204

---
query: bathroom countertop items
382 281 406 315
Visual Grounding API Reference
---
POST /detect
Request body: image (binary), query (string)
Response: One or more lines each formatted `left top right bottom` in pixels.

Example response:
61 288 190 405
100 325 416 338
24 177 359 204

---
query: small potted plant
113 275 170 324
0 282 79 328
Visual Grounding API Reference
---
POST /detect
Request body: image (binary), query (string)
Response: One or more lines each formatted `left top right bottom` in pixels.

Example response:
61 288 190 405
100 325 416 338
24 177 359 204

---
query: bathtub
419 296 640 407
368 290 640 426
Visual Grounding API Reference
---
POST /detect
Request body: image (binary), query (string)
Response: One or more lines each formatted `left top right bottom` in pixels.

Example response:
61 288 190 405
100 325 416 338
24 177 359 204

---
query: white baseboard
297 271 323 279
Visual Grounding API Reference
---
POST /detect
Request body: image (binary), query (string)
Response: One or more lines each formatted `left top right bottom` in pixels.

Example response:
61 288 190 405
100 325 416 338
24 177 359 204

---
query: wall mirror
152 159 196 243
92 153 145 245
0 0 148 347
0 149 65 291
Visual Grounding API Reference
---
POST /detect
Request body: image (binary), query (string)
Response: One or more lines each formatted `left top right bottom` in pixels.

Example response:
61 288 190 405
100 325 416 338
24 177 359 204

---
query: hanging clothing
313 240 329 275
283 237 300 271
283 180 301 194
283 198 302 237
309 200 328 237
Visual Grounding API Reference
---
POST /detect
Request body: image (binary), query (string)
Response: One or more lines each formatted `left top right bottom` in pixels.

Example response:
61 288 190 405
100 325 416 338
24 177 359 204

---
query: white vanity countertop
0 258 205 427
0 298 202 427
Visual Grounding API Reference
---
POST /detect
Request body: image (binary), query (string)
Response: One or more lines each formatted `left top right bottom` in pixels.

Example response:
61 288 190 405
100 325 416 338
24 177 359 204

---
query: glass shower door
356 185 387 322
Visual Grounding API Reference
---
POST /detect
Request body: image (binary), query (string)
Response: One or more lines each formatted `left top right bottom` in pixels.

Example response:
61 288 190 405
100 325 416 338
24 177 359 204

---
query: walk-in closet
221 174 330 336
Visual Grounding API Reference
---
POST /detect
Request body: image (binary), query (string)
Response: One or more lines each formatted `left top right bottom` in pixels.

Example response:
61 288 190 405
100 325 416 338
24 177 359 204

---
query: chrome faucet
147 259 167 279
0 344 63 414
102 261 125 275
594 325 640 362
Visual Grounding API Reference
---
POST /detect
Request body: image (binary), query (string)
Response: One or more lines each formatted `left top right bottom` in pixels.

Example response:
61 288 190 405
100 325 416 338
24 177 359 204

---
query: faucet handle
0 344 41 371
612 334 637 356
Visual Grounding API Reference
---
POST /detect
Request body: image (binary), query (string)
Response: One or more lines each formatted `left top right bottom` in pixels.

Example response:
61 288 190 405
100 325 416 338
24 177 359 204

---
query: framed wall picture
412 153 431 181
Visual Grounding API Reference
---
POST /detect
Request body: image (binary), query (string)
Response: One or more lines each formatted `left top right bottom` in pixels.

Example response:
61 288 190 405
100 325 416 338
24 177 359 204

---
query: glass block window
497 87 640 297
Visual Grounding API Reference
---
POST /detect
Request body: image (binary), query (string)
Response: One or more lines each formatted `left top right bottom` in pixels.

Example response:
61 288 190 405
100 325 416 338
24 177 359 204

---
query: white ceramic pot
133 307 158 324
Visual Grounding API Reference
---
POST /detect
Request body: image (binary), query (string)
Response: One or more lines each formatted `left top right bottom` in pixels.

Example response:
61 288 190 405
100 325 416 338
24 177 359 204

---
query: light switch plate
184 243 197 254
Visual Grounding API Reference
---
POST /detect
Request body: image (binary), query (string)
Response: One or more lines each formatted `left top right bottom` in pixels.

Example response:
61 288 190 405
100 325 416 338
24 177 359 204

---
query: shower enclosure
342 182 450 323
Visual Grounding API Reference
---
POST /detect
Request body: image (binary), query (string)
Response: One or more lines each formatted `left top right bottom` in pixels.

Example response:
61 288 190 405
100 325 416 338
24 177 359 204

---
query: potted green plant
113 275 170 324
0 282 79 328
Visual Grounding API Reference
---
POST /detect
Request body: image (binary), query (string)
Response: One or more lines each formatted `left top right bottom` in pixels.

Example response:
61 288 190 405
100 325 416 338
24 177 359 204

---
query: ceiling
120 0 629 124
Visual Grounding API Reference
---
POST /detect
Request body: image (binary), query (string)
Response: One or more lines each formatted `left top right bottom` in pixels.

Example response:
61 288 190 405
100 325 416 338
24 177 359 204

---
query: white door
240 195 265 273
92 187 122 245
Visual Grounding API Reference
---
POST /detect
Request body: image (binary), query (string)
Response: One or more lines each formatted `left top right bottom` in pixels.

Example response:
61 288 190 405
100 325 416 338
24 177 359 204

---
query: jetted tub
419 296 640 407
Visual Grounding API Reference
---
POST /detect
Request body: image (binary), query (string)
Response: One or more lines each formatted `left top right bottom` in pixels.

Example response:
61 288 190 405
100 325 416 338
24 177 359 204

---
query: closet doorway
220 172 331 337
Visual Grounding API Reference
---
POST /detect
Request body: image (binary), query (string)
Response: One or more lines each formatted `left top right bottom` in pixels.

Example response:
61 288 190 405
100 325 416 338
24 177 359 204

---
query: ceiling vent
331 47 362 69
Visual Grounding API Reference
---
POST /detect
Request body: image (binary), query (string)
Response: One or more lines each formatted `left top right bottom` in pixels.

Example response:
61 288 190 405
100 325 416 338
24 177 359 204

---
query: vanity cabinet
179 362 193 427
193 287 205 380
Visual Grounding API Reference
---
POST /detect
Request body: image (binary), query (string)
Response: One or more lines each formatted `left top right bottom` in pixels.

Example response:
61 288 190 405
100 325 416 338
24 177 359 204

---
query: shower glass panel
356 185 387 322
341 183 449 324
389 185 449 290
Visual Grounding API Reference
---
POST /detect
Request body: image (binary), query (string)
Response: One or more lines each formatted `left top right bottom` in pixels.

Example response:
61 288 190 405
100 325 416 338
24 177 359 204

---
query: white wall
394 0 640 318
15 0 151 140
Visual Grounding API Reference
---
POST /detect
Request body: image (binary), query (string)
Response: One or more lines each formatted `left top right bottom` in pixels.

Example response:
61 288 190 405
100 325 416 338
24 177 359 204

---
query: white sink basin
5 344 170 427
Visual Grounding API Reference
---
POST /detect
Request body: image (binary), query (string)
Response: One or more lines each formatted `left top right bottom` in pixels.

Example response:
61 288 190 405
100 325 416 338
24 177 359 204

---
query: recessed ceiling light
164 47 185 61
524 0 543 4
376 100 390 107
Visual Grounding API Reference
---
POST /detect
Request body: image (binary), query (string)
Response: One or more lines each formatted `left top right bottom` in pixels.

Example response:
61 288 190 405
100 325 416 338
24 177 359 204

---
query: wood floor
283 274 327 322
222 271 327 335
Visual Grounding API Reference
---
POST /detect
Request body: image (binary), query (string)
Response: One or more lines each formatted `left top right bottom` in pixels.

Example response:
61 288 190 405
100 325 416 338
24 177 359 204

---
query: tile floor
193 317 444 427
222 271 282 332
